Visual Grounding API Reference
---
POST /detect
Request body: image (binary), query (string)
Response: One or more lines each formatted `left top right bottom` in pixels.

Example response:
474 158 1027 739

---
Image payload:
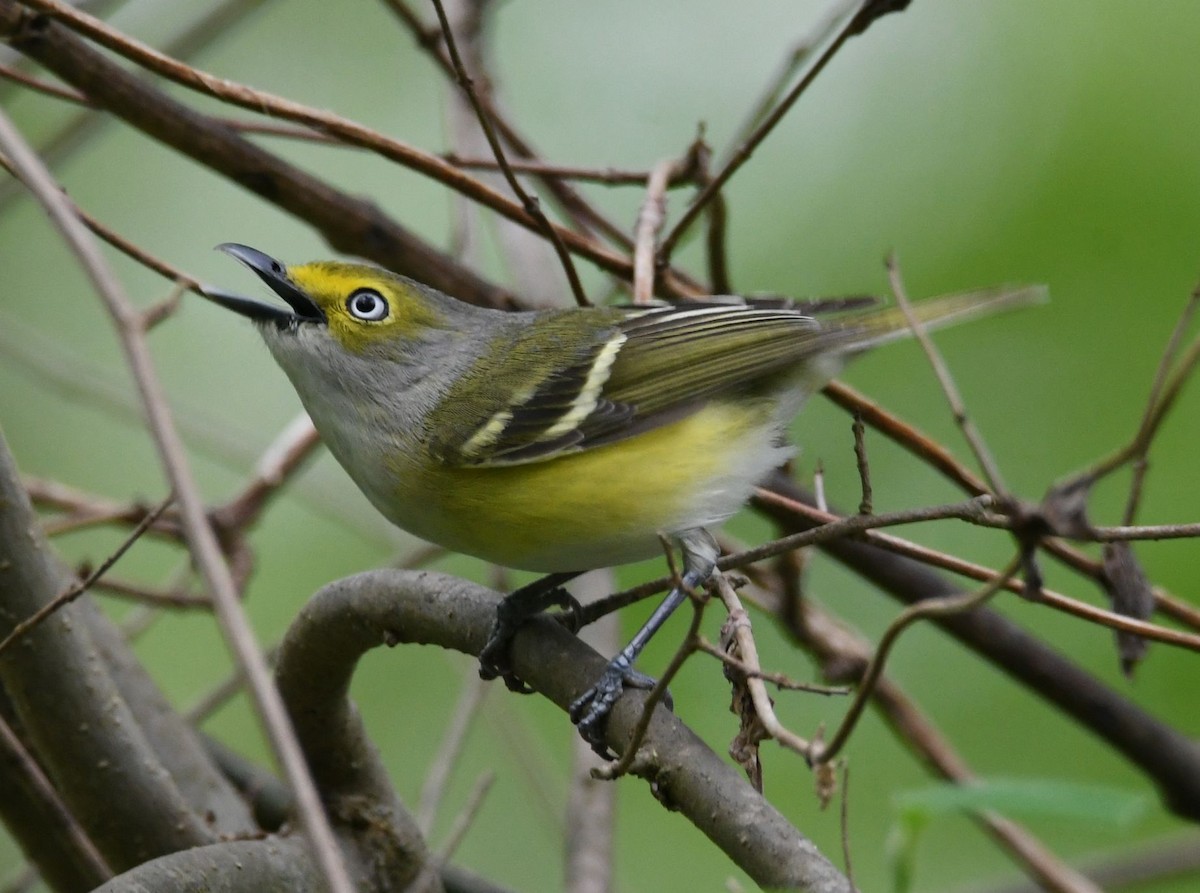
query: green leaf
892 777 1150 827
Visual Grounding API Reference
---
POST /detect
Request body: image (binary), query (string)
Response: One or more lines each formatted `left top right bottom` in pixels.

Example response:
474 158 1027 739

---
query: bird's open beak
201 243 325 327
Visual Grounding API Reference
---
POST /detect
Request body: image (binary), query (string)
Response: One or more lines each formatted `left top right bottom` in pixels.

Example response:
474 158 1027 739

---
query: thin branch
658 0 907 262
811 555 1023 765
851 412 872 514
429 0 589 306
694 639 849 695
13 0 671 297
823 378 988 494
632 158 678 304
418 665 489 835
1121 288 1200 525
0 59 83 101
0 716 112 882
0 493 173 658
0 107 355 893
213 414 321 531
380 0 675 264
711 574 815 759
754 490 1200 653
787 591 1104 893
887 254 1008 495
443 154 698 185
89 577 210 610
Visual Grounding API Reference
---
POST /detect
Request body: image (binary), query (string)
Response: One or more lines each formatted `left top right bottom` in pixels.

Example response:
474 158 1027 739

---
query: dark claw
478 613 534 694
552 588 584 633
569 664 629 758
479 583 577 694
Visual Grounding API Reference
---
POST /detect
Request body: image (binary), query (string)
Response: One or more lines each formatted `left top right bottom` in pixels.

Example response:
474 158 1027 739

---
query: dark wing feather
429 286 1044 467
430 302 833 467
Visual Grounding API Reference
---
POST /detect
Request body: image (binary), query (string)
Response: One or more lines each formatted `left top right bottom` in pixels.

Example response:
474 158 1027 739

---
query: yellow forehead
287 261 443 351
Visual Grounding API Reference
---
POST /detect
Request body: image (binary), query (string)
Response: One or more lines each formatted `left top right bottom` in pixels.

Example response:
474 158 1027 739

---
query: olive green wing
429 287 1044 467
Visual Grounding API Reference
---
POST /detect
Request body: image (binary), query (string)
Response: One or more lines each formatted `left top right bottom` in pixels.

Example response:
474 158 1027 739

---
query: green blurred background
2 1 1200 890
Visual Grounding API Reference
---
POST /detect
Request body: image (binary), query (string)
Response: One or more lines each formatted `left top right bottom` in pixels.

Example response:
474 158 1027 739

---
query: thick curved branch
0 709 111 892
279 568 852 892
92 837 325 893
81 600 256 834
275 587 434 890
0 429 215 869
758 473 1200 822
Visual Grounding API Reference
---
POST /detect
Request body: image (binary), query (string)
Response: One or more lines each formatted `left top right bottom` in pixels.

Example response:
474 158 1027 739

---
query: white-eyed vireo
204 243 1041 754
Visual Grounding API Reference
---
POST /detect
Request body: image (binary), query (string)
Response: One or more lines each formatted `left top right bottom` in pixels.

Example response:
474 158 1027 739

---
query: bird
202 243 1041 755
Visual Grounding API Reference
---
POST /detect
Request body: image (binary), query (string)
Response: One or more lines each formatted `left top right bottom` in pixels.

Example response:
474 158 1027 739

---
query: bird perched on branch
204 243 1041 756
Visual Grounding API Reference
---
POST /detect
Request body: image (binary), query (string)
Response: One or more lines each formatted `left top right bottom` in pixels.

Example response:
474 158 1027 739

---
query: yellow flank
389 398 775 571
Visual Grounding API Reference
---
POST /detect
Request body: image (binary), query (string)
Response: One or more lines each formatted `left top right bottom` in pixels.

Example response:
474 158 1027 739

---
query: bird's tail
828 284 1048 355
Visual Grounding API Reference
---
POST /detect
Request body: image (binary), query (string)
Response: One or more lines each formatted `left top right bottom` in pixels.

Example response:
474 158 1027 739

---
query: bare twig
789 596 1104 893
823 378 988 494
1120 289 1200 525
443 154 697 186
0 107 355 893
694 638 849 695
851 413 872 514
90 577 210 610
381 0 680 265
810 554 1023 765
887 254 1008 495
14 0 660 295
754 490 1200 653
0 493 173 657
632 158 678 304
658 0 907 262
417 665 489 835
213 414 321 531
429 0 588 306
0 716 112 882
0 59 84 101
712 574 815 759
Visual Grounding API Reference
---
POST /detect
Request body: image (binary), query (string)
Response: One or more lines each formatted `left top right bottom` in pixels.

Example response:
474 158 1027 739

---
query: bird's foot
478 580 580 694
568 656 667 758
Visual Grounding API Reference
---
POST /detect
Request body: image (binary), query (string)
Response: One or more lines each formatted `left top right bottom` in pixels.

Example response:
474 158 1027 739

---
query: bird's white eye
346 289 389 321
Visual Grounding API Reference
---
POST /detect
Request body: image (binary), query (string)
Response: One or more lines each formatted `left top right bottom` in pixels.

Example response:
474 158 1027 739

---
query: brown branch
0 1 516 308
811 555 1022 765
0 492 173 658
632 158 678 304
658 0 909 262
380 0 670 264
757 474 1200 822
281 568 854 891
9 0 683 299
0 104 354 893
430 0 589 306
887 254 1008 495
785 585 1104 893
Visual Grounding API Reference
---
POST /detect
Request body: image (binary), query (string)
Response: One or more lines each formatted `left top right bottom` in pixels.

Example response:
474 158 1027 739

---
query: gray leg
568 529 719 757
